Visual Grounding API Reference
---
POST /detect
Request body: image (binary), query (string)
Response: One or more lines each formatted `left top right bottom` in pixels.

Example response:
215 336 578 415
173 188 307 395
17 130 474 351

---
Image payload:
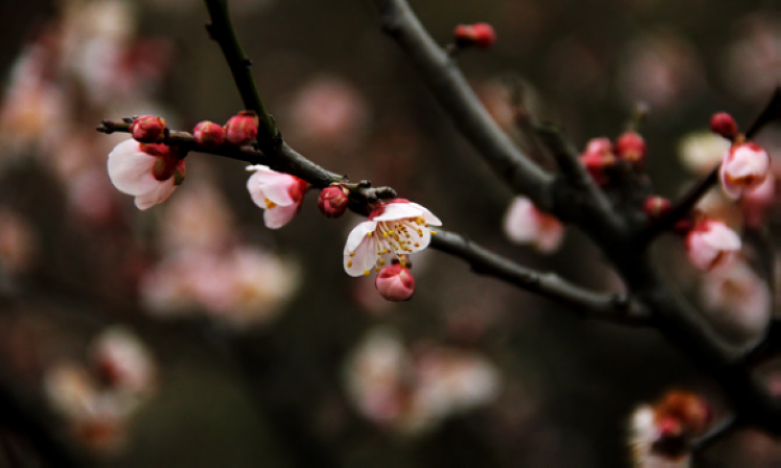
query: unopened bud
615 131 647 165
225 110 259 146
709 112 739 140
643 196 671 219
193 121 225 149
375 264 415 302
454 22 496 49
130 115 166 143
580 137 616 185
318 185 349 218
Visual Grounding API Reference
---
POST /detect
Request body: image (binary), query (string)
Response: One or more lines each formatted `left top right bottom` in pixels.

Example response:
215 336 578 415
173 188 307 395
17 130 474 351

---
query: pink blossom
317 185 349 218
503 196 564 253
107 139 185 210
90 327 157 397
344 199 441 277
741 173 775 228
685 220 741 271
245 165 309 229
720 142 770 199
375 264 416 302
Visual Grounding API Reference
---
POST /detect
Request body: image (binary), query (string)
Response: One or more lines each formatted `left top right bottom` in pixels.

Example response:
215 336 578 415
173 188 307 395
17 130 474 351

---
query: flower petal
107 139 159 195
344 236 378 277
246 165 296 206
407 202 442 226
371 203 423 222
344 221 377 254
134 177 177 210
263 204 299 230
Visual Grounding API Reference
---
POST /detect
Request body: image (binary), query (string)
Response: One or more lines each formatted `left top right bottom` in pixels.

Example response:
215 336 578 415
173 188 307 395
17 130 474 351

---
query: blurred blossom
344 327 501 436
678 131 731 176
286 76 371 150
503 196 565 253
90 326 157 398
629 405 691 468
0 210 37 275
701 259 771 344
67 169 117 224
159 183 234 253
617 32 705 111
141 247 300 329
695 191 742 230
722 16 781 103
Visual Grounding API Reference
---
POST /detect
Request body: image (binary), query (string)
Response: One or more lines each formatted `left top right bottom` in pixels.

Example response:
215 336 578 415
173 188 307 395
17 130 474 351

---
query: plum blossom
343 199 441 277
375 264 415 302
246 165 308 229
720 142 770 199
741 173 775 228
685 219 741 271
107 139 185 210
503 196 565 253
678 132 731 175
90 326 157 397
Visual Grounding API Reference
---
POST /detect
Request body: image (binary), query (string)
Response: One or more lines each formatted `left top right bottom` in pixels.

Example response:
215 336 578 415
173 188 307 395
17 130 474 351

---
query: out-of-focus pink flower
246 165 308 229
722 16 780 103
0 210 36 273
90 326 156 397
317 185 350 219
503 196 564 253
453 23 497 49
107 139 185 210
702 259 771 342
375 264 415 302
580 137 615 185
287 76 370 149
741 173 776 228
224 111 258 146
710 112 739 140
344 199 441 277
67 169 117 224
159 183 233 253
685 219 741 271
643 196 671 219
678 132 732 175
615 132 646 166
720 142 770 199
193 120 225 149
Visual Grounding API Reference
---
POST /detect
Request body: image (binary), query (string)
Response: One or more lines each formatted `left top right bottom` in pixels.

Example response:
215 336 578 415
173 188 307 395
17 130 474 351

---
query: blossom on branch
343 199 441 277
375 263 416 302
720 142 770 199
685 219 741 271
107 139 185 210
503 196 565 253
246 165 309 229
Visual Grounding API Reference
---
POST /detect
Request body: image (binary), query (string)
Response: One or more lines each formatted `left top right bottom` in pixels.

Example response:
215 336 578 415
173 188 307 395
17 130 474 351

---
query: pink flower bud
643 196 671 219
130 115 166 143
454 23 496 49
709 112 738 140
193 121 225 149
720 142 770 199
685 219 741 271
318 185 349 218
246 165 309 229
225 110 259 146
375 264 415 302
107 140 183 210
503 196 564 253
615 131 646 165
580 137 616 185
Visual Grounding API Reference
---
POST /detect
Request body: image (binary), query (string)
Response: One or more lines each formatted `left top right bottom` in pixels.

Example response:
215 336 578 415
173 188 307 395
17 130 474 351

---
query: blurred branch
372 0 556 211
431 230 650 324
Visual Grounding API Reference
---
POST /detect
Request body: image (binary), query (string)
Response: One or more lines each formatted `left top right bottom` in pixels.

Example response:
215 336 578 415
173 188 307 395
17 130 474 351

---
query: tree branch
430 230 650 324
372 0 555 210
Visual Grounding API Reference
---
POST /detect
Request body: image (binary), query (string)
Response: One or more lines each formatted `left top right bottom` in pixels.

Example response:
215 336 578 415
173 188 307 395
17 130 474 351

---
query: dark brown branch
372 0 555 211
204 0 278 150
431 230 650 323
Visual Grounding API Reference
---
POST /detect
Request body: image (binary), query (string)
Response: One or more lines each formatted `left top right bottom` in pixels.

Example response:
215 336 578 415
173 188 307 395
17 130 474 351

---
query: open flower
344 199 441 277
107 139 184 210
503 196 565 253
720 142 770 199
685 219 741 271
246 165 309 229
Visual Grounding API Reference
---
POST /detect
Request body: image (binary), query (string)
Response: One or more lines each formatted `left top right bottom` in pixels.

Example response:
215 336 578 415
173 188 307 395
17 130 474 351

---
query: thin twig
431 230 650 324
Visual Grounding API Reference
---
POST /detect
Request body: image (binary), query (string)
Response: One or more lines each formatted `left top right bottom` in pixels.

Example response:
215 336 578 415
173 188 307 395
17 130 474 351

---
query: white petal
107 139 159 195
407 202 442 226
246 169 296 207
344 221 377 254
263 204 299 230
720 163 743 199
372 203 423 222
536 222 565 253
246 171 268 208
344 236 378 277
503 197 541 244
134 177 177 210
396 221 432 254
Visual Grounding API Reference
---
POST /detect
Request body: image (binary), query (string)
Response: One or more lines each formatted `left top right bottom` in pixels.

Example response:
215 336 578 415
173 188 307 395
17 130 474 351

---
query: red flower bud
317 185 349 218
130 115 166 143
193 121 225 149
225 110 259 146
453 22 496 49
654 391 711 440
615 131 646 165
580 137 616 185
643 196 671 219
375 264 415 302
709 112 739 140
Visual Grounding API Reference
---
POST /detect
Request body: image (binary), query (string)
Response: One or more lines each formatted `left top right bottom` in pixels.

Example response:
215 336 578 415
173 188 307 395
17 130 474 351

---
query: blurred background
0 0 778 465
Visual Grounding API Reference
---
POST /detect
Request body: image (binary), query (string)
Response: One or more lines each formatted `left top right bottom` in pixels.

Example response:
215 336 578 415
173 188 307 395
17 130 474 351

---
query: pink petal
134 177 177 210
263 204 299 229
345 235 378 277
344 221 378 254
246 165 296 206
503 197 541 244
407 202 442 226
107 139 159 195
372 203 423 222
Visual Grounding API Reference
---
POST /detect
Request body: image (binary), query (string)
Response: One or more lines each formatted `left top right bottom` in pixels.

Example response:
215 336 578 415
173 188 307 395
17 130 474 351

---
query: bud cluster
452 23 496 50
579 131 647 185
